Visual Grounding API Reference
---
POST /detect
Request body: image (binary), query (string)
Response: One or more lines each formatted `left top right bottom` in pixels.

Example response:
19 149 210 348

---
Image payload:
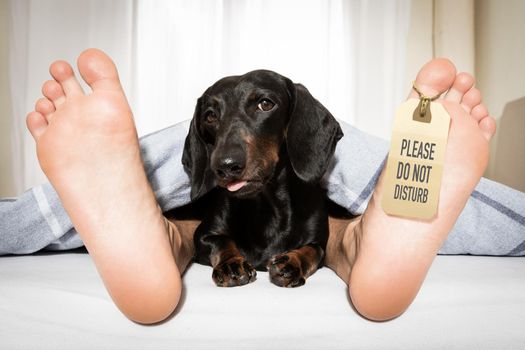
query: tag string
412 81 442 117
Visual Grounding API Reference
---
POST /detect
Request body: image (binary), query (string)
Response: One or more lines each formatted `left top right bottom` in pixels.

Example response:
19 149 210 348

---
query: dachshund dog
182 70 343 287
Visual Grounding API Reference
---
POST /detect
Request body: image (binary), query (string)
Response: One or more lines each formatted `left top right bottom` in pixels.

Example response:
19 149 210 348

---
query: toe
479 116 497 141
461 88 482 113
26 111 48 140
42 80 66 106
77 48 123 92
471 103 489 122
49 60 84 97
35 98 55 120
408 58 457 99
444 72 475 102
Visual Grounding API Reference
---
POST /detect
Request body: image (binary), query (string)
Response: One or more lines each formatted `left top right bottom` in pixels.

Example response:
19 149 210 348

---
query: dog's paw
212 257 257 287
268 253 306 288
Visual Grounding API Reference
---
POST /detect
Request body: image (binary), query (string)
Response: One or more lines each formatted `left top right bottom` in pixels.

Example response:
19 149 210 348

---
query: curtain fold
7 0 411 193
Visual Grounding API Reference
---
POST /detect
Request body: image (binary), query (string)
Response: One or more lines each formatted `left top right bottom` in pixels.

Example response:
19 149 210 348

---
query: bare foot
26 49 183 324
326 59 496 321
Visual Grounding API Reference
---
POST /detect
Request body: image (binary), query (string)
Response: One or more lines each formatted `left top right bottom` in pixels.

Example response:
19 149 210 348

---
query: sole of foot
326 58 496 321
27 49 182 324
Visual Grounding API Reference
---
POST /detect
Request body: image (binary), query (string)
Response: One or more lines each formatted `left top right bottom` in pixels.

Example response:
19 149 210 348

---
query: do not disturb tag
381 98 450 219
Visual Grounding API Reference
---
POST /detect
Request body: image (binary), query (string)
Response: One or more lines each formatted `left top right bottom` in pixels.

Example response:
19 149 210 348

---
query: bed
1 251 524 349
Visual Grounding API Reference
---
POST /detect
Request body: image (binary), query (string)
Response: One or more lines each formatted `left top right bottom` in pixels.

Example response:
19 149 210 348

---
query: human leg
441 177 525 256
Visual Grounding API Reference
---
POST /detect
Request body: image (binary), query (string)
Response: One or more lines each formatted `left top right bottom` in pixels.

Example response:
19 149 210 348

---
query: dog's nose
214 156 246 180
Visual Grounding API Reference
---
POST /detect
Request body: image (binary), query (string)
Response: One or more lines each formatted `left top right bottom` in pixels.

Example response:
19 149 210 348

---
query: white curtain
7 0 410 193
7 0 135 192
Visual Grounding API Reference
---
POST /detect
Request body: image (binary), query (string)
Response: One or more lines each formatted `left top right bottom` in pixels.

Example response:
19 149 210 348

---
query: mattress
1 251 524 350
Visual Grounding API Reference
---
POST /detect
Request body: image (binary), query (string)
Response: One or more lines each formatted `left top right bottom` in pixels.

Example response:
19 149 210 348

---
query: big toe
408 58 457 99
77 48 123 92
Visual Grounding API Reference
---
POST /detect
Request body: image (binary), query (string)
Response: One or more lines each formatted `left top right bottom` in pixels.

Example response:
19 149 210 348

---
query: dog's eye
257 99 275 112
204 111 218 124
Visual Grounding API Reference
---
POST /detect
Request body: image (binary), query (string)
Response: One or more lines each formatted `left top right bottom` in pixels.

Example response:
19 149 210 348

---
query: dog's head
182 70 343 200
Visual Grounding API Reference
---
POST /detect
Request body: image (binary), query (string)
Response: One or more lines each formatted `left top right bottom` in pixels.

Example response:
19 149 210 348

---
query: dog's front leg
268 244 324 287
195 228 257 287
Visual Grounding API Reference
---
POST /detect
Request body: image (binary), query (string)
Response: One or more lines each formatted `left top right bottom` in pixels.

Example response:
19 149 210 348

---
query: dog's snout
213 150 246 180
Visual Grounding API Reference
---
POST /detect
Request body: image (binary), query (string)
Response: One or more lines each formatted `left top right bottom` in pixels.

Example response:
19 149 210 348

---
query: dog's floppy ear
286 82 343 183
182 100 216 201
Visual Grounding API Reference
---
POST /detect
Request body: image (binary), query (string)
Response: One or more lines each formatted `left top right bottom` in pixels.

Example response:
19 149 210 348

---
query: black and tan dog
182 70 343 287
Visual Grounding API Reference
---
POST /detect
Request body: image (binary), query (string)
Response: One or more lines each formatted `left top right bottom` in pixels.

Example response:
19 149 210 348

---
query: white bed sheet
1 252 524 350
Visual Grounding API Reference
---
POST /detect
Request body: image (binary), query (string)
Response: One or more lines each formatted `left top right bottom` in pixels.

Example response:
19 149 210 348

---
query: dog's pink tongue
227 181 247 192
